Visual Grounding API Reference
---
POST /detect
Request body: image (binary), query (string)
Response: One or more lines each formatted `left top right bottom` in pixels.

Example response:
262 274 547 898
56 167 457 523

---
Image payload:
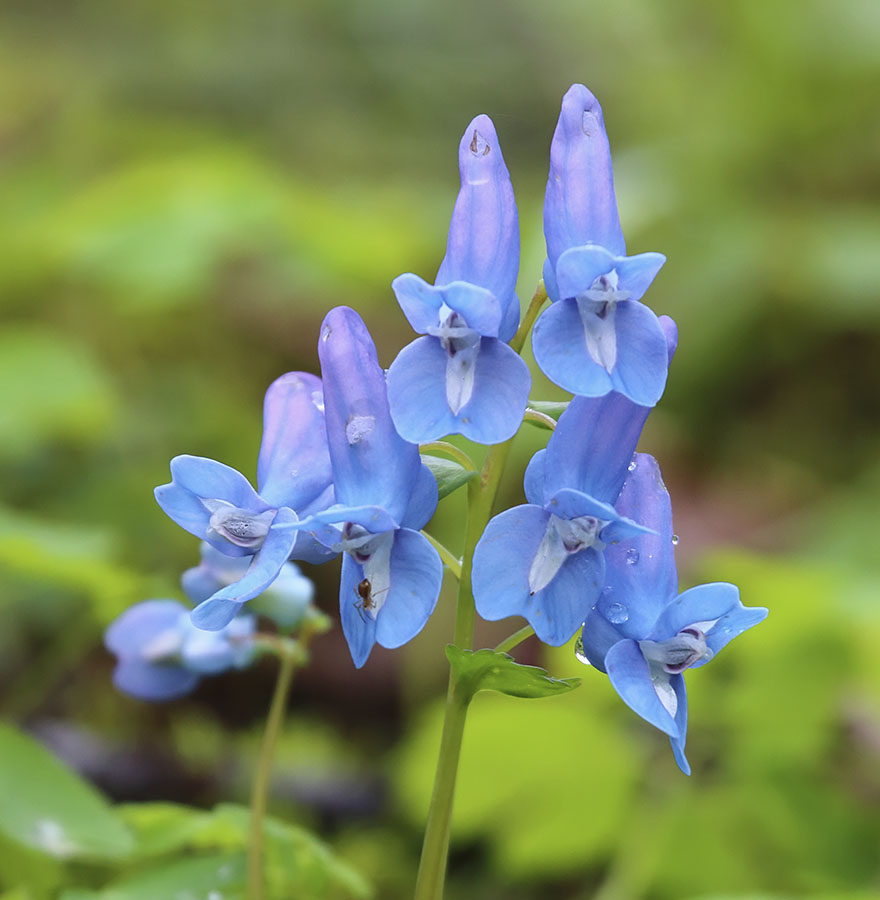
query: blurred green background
1 0 879 897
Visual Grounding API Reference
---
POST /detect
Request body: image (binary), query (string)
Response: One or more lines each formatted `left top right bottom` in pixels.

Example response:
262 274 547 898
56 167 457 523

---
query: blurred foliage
1 0 879 898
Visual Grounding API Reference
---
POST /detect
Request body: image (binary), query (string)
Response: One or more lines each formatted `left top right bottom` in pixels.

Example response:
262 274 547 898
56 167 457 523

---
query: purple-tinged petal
257 372 332 510
669 675 690 775
105 600 184 656
375 528 442 650
607 301 669 408
436 114 519 317
113 660 199 702
544 84 625 268
339 553 378 669
387 336 529 445
523 448 546 506
602 453 678 640
605 639 679 738
402 463 440 531
473 505 604 645
616 252 666 301
392 277 502 339
169 455 267 512
190 507 299 630
392 273 446 334
554 245 617 302
318 307 421 523
544 394 650 504
658 314 678 359
532 299 614 397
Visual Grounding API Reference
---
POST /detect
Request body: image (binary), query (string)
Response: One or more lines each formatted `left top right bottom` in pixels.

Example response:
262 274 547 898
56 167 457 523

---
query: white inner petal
427 304 481 415
141 626 184 662
528 514 607 595
203 500 276 549
639 626 712 675
341 524 394 618
648 662 679 717
576 269 632 374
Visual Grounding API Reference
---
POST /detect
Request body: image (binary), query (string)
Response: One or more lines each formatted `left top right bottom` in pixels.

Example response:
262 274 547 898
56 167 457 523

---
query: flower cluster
107 83 766 771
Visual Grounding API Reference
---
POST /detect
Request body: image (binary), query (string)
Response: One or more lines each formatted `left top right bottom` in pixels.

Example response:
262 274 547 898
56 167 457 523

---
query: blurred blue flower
104 599 256 702
387 115 530 444
533 84 668 407
289 306 443 667
580 454 768 774
155 372 333 630
182 542 315 630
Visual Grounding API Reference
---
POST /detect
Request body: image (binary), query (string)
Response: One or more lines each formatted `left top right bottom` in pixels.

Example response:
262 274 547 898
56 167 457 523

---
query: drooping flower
579 453 768 774
386 115 531 444
473 318 677 645
182 541 315 630
104 599 256 701
154 372 333 630
532 84 669 407
287 306 443 667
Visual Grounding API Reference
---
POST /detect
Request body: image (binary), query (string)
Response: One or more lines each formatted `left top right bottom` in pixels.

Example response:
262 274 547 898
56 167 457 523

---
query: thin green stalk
247 648 297 900
510 281 548 354
421 531 462 579
419 441 478 472
493 624 535 655
523 408 557 431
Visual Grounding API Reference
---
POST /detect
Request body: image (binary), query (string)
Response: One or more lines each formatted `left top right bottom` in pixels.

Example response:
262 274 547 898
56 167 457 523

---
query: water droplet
605 602 629 624
321 324 332 342
574 635 591 666
671 534 680 545
627 459 637 472
625 548 639 565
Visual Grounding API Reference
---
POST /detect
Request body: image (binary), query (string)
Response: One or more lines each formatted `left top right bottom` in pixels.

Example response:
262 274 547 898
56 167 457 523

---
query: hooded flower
579 454 768 774
287 306 443 667
473 318 677 645
386 115 531 444
154 371 333 630
533 84 669 407
104 599 256 701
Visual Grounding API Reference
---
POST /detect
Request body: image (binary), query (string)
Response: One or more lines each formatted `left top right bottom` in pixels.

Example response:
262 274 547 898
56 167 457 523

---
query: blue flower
579 454 768 774
533 84 668 407
104 599 256 701
182 542 316 630
386 115 531 444
154 372 334 630
471 319 674 645
290 306 443 667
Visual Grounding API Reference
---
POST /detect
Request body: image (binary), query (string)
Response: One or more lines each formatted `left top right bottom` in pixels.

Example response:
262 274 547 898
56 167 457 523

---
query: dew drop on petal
605 602 629 624
627 459 637 472
574 635 591 667
321 324 332 342
625 548 640 566
671 534 680 545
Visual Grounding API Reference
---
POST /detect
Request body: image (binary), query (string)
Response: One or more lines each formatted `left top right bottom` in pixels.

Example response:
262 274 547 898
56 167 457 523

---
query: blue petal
392 277 503 338
602 453 678 640
113 660 199 702
659 314 679 360
605 639 679 738
543 84 626 268
181 616 256 674
387 336 529 445
523 448 546 505
436 114 519 320
650 582 768 663
473 505 604 645
580 608 626 673
339 553 378 668
293 503 399 535
532 298 614 397
391 273 446 334
153 482 216 547
542 257 560 304
616 252 666 301
545 487 647 532
190 507 299 630
256 371 333 510
441 281 503 337
318 307 422 523
402 463 440 531
169 455 267 511
498 291 521 344
607 301 669 407
544 394 651 504
669 675 690 775
105 600 184 656
554 244 617 301
375 528 442 650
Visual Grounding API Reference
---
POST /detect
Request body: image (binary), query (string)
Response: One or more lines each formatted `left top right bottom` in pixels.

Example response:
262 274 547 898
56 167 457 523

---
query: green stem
493 624 535 655
419 440 478 472
523 408 558 431
247 648 297 900
421 531 462 580
510 281 548 355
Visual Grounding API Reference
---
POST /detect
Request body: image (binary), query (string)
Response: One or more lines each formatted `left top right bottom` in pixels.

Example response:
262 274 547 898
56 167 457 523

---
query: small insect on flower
353 578 388 622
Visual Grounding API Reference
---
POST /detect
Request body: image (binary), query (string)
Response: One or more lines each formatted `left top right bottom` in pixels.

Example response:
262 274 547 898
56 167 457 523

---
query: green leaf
445 646 581 700
96 853 245 900
420 455 476 500
526 400 569 420
0 722 133 863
